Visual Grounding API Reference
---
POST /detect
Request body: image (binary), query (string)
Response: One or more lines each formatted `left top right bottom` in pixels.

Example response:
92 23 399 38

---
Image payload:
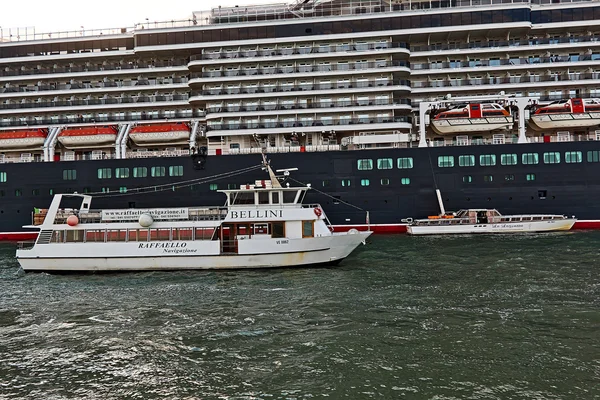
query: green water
0 233 598 399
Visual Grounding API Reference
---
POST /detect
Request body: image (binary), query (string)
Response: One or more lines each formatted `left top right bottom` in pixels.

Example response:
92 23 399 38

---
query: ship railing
226 144 341 156
126 149 191 159
411 54 600 70
17 241 36 250
413 72 600 89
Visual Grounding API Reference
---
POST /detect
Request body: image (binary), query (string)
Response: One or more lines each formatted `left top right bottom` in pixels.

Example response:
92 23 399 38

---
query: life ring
314 207 323 218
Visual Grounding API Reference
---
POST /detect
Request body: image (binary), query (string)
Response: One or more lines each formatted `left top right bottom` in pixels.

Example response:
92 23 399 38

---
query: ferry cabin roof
222 186 309 207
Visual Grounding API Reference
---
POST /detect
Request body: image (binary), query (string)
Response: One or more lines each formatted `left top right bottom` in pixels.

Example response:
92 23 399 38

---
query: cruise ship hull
3 141 600 240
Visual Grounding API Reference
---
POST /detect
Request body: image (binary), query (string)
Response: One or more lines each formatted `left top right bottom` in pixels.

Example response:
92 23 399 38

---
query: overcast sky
1 0 274 34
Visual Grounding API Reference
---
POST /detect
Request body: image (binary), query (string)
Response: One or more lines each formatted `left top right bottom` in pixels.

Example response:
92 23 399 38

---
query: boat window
377 158 393 170
131 229 150 242
85 230 105 242
501 154 518 165
272 222 285 238
283 191 297 203
401 178 410 185
258 191 269 204
458 155 475 167
210 184 218 191
63 169 77 181
65 230 84 243
587 151 600 163
479 154 496 166
484 175 493 182
522 153 539 165
526 173 536 181
302 221 314 238
51 231 63 243
565 151 582 164
463 175 472 183
119 187 127 193
0 172 5 182
231 191 254 205
134 167 148 178
361 179 370 186
15 189 22 197
543 152 560 164
253 223 270 235
150 229 171 241
271 191 280 204
505 174 515 181
107 229 127 242
341 179 351 187
115 168 129 179
381 178 390 186
397 157 414 169
438 156 454 168
169 166 183 177
173 228 193 240
97 168 112 179
151 166 166 177
357 159 373 170
194 227 213 241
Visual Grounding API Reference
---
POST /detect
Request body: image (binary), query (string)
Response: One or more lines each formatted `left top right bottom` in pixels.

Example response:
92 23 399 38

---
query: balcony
206 98 412 114
206 116 411 131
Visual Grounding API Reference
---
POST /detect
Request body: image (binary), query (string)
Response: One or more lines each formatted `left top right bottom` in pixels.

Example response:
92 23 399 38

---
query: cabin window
401 178 410 185
587 150 600 162
130 229 150 241
259 192 269 204
397 157 413 169
209 184 218 191
231 191 254 204
227 184 237 190
65 230 85 243
151 166 166 177
302 221 314 238
380 178 390 186
173 228 193 240
361 179 370 186
565 151 582 163
115 168 130 178
505 174 515 181
357 159 373 170
484 175 493 182
51 231 63 243
134 167 148 178
501 154 518 165
271 191 280 204
526 173 536 181
341 179 351 187
150 229 171 241
0 190 4 196
272 222 285 238
543 152 560 164
458 155 475 167
377 158 393 170
107 229 127 242
15 189 22 197
0 172 6 183
253 223 270 235
438 156 454 168
85 230 105 242
119 187 127 193
63 169 77 180
98 168 112 179
101 187 110 193
169 166 183 176
479 154 496 166
463 175 472 183
195 227 213 240
283 191 297 203
322 180 330 187
32 189 40 196
522 153 539 164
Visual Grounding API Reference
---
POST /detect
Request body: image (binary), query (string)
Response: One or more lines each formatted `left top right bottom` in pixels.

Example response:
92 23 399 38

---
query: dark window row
0 38 134 59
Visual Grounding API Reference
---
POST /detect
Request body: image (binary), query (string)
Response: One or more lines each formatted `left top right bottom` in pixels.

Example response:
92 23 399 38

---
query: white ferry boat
15 177 371 272
406 209 576 235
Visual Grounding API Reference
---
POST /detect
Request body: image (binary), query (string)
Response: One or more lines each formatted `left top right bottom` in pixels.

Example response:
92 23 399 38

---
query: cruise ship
2 0 600 240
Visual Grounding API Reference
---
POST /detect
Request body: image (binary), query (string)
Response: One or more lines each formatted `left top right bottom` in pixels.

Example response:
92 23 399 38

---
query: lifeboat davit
0 129 47 149
529 98 600 131
129 122 190 145
431 103 513 135
57 126 118 149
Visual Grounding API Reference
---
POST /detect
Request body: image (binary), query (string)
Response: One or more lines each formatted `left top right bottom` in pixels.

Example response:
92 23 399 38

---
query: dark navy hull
2 141 600 238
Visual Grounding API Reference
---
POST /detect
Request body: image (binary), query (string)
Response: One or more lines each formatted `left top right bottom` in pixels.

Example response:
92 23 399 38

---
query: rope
288 177 364 211
90 164 264 198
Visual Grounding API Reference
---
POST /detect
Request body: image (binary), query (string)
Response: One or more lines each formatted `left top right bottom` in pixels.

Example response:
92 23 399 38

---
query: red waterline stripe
0 232 38 241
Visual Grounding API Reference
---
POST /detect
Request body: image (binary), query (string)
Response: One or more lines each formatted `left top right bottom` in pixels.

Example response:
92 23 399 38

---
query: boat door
571 98 584 113
469 104 482 118
220 224 238 254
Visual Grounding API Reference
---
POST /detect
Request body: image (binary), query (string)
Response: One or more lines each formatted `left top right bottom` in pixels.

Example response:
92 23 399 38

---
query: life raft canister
314 207 323 218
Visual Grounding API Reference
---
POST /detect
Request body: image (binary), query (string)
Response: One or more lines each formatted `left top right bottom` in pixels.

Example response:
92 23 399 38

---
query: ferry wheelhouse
15 178 371 272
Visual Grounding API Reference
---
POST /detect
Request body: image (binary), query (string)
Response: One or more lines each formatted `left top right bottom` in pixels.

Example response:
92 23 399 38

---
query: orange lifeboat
0 129 47 149
431 103 513 135
129 122 190 145
529 98 600 130
57 126 118 149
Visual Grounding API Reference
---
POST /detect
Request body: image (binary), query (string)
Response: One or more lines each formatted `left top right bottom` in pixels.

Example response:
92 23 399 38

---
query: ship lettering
229 210 282 219
138 242 188 249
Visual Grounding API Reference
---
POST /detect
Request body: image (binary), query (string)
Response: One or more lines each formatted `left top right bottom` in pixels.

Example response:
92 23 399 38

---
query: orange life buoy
314 207 323 218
